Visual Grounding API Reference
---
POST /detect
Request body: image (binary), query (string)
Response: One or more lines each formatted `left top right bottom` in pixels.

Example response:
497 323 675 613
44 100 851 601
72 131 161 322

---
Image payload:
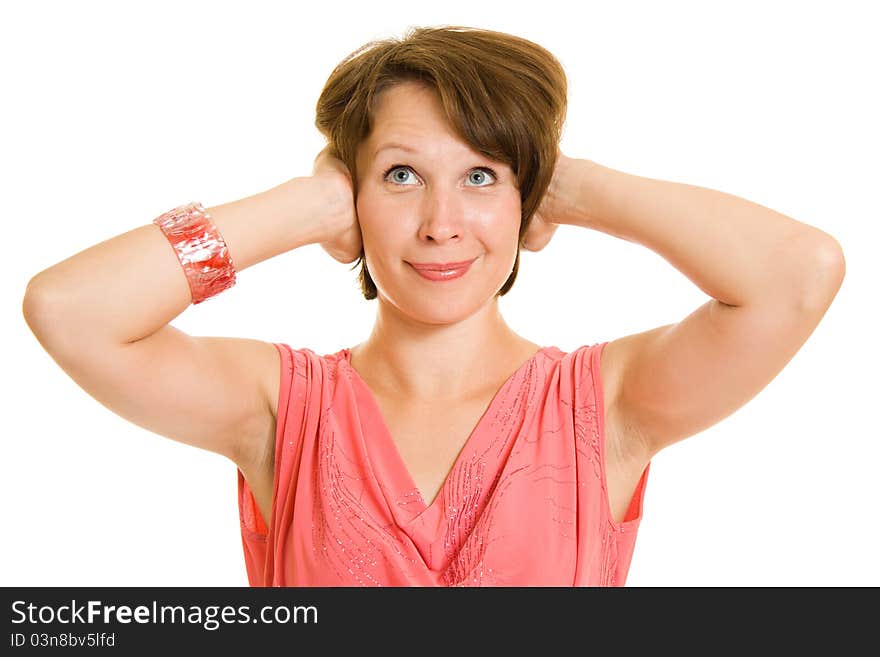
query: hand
310 145 363 264
521 149 581 252
521 206 559 252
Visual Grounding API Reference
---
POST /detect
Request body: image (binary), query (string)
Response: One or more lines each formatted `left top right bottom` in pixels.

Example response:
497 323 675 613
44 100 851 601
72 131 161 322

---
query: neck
351 296 534 401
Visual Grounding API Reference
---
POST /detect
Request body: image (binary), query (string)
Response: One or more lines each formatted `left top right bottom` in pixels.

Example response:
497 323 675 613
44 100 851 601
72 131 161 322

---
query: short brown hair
314 25 568 300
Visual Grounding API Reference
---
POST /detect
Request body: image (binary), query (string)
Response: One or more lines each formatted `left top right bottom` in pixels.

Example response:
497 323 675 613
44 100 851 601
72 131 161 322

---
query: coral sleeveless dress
237 342 650 586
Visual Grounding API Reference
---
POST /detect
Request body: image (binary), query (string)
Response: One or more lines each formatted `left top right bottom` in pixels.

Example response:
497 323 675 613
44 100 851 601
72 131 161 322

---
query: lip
407 257 476 282
408 258 477 271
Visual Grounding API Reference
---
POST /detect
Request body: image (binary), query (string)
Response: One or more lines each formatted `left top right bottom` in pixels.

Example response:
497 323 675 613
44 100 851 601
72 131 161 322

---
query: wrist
556 157 606 229
272 175 337 247
303 173 356 243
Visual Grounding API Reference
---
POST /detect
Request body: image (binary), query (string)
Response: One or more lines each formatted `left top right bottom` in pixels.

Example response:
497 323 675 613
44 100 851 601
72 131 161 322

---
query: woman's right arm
21 171 355 474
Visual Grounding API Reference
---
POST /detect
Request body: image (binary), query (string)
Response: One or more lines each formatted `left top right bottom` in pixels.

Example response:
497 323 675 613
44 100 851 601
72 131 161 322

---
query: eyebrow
373 142 419 158
371 142 506 176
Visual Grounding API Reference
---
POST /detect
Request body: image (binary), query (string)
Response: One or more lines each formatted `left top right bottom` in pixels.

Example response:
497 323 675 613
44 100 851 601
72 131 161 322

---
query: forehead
370 82 451 140
363 83 465 158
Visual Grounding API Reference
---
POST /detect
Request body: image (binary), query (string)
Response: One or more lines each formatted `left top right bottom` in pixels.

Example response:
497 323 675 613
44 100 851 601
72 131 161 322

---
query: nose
417 186 464 243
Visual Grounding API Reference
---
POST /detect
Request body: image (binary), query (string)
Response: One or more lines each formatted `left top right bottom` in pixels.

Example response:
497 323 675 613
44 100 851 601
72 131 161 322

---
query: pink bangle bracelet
152 202 237 304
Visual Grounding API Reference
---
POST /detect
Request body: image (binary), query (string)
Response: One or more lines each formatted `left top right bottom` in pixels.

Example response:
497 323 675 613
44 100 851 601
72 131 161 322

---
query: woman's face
355 81 521 325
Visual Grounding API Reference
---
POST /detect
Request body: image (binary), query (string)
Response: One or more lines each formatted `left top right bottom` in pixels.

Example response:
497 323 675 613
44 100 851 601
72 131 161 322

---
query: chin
387 288 499 324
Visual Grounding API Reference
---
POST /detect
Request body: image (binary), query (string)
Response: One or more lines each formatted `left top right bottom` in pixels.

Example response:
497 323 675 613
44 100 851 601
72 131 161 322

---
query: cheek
355 193 386 233
355 199 406 265
479 198 523 244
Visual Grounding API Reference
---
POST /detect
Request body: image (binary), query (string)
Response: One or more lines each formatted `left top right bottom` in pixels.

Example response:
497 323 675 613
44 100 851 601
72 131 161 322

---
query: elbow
22 278 63 343
798 235 846 314
821 236 846 285
23 277 45 321
22 281 51 339
815 234 845 289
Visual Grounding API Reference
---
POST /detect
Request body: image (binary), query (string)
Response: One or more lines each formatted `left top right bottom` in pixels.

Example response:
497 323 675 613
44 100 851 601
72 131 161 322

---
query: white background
3 0 877 586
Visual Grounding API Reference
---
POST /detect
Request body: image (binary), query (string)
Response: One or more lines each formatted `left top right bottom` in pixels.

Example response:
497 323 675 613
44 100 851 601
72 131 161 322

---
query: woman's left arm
532 153 846 457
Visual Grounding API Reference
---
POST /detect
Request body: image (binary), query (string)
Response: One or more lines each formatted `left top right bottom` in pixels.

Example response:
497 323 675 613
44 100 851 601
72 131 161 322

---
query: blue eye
467 168 495 186
384 165 416 185
382 165 497 186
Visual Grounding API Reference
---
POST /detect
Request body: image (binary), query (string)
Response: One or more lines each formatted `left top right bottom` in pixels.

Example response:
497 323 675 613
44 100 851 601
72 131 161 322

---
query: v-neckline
341 346 551 523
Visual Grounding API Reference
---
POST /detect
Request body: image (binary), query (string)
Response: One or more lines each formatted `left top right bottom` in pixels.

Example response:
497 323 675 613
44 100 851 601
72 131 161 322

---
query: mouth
406 257 477 282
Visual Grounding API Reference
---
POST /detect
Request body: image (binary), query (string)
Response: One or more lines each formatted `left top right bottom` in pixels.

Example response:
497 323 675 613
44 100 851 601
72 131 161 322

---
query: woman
22 26 845 586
